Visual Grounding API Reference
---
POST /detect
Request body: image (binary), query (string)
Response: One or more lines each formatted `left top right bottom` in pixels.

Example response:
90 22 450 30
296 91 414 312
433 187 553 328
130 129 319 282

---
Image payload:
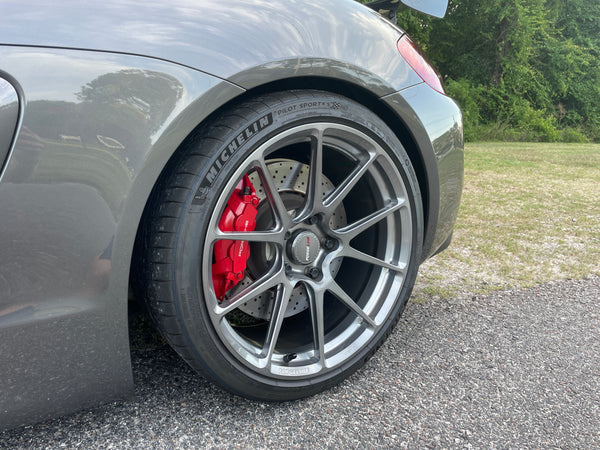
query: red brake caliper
212 174 260 300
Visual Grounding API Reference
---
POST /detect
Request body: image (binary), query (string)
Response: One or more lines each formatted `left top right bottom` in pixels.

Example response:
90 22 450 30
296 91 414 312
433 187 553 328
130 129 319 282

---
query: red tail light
397 35 445 94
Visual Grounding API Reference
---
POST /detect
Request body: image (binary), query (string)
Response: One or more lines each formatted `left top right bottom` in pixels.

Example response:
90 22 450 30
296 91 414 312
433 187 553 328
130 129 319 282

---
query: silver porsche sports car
0 0 462 430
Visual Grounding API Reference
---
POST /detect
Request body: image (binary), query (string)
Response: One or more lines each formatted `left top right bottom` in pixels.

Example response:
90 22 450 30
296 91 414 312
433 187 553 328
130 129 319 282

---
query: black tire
141 90 423 400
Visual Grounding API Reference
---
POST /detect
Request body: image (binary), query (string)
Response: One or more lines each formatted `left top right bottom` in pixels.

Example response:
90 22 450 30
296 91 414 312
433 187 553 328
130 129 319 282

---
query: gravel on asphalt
1 276 598 448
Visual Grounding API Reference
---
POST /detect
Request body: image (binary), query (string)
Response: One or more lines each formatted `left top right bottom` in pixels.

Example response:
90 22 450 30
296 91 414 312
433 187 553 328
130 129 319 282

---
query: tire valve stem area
283 353 297 363
212 174 259 300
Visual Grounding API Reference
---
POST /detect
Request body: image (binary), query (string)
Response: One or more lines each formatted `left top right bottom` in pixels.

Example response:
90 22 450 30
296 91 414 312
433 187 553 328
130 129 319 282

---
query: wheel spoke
256 159 292 228
334 198 406 241
261 282 293 367
211 229 284 244
328 281 376 328
342 247 407 273
307 284 326 366
214 268 285 316
324 151 377 211
297 129 324 221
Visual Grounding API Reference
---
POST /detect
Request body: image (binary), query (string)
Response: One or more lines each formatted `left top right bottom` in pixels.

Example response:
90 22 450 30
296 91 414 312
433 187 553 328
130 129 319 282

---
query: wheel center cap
289 230 321 265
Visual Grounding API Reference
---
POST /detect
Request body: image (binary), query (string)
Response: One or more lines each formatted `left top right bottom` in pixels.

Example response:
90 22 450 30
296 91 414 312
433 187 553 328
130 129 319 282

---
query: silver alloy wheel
202 122 413 378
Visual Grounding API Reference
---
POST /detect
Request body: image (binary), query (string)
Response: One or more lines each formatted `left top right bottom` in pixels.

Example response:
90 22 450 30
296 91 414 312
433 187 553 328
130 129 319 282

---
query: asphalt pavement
1 276 599 448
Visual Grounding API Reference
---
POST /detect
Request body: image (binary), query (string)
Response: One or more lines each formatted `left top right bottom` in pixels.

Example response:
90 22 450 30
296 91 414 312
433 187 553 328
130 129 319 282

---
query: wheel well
128 77 430 302
245 77 430 238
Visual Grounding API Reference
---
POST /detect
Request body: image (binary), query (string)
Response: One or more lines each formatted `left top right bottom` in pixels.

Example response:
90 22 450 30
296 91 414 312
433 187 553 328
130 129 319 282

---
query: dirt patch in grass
413 142 600 301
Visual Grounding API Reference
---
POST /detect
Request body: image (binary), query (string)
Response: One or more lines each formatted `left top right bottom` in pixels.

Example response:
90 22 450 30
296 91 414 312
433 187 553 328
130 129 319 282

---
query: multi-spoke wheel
142 91 423 400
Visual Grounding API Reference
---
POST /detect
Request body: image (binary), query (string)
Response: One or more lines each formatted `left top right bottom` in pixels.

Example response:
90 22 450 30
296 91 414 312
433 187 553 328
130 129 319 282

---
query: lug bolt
284 231 291 240
306 267 321 279
323 238 337 250
285 264 292 274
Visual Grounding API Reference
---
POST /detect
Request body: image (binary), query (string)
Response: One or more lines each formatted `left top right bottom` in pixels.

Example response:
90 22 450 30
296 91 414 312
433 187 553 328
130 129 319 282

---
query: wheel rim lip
201 121 413 380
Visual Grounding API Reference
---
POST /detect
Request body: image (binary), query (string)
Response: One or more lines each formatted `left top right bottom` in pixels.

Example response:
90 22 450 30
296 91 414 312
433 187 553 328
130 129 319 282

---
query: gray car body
0 0 462 430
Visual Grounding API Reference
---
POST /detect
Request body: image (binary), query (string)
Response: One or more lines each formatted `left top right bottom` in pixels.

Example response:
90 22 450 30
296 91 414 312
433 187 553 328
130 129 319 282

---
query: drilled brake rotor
225 159 346 323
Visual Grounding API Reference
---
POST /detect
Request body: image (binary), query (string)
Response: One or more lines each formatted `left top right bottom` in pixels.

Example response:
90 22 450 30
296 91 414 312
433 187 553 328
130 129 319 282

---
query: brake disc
225 159 346 323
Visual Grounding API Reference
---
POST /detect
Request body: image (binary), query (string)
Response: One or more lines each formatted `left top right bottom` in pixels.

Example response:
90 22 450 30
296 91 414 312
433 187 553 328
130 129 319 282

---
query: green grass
413 142 600 301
